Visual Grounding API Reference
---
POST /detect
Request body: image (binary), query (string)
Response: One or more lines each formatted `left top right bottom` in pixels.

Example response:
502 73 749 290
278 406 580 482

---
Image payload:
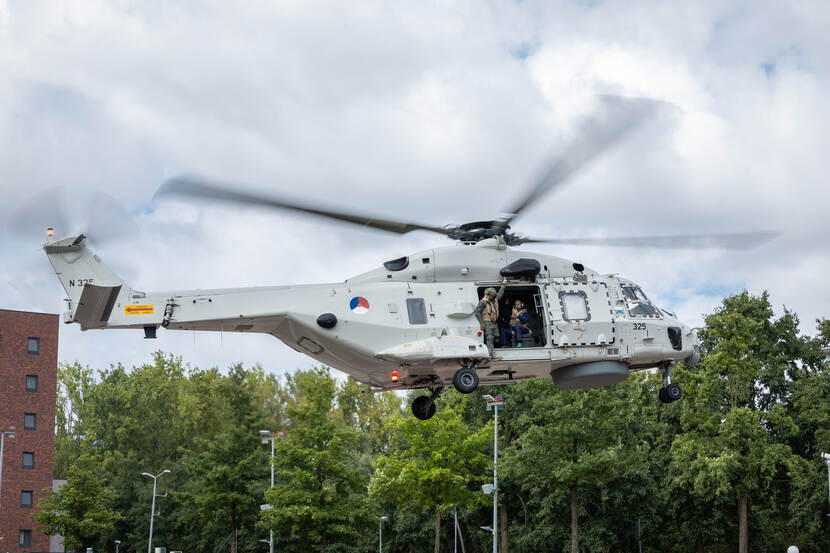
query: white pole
493 405 498 553
452 508 458 553
824 456 830 511
378 518 382 553
0 433 6 513
270 438 274 553
143 470 168 553
147 476 157 553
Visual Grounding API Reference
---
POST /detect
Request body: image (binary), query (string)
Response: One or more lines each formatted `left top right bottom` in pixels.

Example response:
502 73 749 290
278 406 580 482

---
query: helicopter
42 97 774 420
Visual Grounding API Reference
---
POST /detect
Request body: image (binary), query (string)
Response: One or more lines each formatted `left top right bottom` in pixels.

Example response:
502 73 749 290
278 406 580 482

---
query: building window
26 374 38 392
406 298 428 325
27 337 40 354
24 413 36 430
21 490 33 507
19 529 32 547
22 452 34 469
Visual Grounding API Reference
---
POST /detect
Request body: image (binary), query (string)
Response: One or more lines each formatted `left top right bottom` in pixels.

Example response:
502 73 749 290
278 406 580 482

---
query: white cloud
2 0 829 375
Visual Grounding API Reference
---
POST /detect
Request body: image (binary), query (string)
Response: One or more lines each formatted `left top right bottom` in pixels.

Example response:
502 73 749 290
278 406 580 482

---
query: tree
370 397 491 553
669 292 812 553
53 362 95 478
184 364 267 553
35 454 123 551
261 368 372 552
502 378 650 553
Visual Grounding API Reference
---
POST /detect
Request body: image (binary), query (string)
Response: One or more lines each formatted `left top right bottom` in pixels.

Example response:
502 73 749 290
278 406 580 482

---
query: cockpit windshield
621 284 660 318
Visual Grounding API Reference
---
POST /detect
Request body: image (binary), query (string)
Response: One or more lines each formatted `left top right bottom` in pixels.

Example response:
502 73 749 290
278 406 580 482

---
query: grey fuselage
45 235 698 390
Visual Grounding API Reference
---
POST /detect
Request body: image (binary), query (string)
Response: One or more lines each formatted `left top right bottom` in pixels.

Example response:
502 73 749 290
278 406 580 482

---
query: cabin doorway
476 285 547 349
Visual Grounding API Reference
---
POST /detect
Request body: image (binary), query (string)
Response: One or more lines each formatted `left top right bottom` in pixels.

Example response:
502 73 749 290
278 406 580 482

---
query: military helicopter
42 97 774 420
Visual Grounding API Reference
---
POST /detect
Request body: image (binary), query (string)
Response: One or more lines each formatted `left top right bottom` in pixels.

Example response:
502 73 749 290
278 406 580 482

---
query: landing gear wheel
665 383 682 402
658 384 682 404
452 367 479 394
412 395 436 420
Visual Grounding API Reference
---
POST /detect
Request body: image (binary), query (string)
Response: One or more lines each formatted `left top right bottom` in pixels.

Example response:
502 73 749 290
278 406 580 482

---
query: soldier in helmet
475 281 506 357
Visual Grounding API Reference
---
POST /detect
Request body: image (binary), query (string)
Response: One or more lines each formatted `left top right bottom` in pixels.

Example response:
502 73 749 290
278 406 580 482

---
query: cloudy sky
1 0 828 376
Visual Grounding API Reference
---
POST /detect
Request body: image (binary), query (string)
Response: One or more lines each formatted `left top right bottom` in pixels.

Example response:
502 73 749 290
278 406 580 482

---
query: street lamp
259 430 284 553
378 515 388 553
482 394 504 553
142 469 170 553
0 429 15 513
114 539 121 553
822 452 830 516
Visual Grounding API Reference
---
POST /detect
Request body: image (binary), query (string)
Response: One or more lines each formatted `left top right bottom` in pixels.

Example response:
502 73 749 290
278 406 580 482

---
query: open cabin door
546 280 615 347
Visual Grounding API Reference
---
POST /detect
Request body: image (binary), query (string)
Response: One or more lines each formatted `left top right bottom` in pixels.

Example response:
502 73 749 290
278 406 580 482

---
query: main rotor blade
501 95 663 226
7 186 139 247
517 231 778 249
156 176 453 236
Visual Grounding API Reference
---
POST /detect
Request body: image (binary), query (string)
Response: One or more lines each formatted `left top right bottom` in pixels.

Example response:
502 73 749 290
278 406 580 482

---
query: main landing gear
411 362 482 420
659 363 682 404
452 361 480 394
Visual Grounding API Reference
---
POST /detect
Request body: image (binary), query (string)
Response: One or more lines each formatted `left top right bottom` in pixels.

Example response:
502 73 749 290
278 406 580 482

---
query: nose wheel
412 386 444 421
659 383 682 403
659 363 682 404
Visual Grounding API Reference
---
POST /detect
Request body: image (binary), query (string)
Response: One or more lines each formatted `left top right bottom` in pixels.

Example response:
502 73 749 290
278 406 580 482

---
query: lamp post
378 515 388 553
260 430 283 553
822 453 830 515
142 469 170 553
114 539 121 553
0 429 15 514
482 394 504 553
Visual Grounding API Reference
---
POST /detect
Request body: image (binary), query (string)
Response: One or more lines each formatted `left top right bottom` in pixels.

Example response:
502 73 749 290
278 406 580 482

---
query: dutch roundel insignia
349 296 370 314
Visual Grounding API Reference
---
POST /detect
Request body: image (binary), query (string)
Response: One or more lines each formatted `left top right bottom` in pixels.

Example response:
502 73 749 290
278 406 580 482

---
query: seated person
509 300 531 347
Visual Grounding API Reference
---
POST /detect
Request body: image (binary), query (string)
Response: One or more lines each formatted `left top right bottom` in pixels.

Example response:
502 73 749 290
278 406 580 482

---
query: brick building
0 309 58 551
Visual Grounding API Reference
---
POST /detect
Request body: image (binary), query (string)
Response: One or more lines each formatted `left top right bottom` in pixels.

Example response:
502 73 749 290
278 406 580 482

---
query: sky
1 0 828 377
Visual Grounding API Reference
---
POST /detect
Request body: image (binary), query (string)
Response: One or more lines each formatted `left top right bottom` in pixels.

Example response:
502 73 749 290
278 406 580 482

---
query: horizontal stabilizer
73 283 122 329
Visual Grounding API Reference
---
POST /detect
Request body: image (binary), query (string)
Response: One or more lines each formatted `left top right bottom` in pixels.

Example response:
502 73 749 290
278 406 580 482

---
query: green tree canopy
35 454 123 551
370 396 491 553
261 368 373 553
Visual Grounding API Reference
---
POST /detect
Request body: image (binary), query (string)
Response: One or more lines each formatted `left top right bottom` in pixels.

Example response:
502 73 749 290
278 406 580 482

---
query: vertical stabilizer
43 234 131 327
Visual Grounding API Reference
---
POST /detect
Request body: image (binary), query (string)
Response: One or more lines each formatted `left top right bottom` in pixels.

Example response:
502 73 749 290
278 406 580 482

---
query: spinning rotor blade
156 176 454 236
517 231 778 249
7 187 139 246
501 96 663 226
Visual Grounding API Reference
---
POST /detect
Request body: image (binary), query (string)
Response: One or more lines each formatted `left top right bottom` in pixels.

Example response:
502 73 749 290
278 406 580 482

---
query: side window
383 256 409 271
560 292 590 321
406 298 428 325
26 375 38 392
27 337 39 354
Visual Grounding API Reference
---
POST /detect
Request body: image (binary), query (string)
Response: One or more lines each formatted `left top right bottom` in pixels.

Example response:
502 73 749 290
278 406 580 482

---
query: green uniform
475 286 505 355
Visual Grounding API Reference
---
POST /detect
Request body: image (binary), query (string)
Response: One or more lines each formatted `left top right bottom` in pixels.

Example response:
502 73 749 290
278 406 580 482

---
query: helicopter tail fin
43 234 131 328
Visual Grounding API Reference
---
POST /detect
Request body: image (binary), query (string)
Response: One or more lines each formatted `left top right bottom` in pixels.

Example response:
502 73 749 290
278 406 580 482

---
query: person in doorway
475 281 506 357
509 300 531 347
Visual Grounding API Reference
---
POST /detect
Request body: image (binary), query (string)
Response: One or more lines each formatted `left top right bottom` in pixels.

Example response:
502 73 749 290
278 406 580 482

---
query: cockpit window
621 285 660 318
383 256 409 271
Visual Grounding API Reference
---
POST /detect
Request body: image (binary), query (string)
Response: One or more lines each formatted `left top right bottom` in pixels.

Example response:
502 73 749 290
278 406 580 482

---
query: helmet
485 287 498 297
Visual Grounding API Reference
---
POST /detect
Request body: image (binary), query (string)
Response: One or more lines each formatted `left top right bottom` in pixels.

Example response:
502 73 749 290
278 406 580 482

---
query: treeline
38 291 830 553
